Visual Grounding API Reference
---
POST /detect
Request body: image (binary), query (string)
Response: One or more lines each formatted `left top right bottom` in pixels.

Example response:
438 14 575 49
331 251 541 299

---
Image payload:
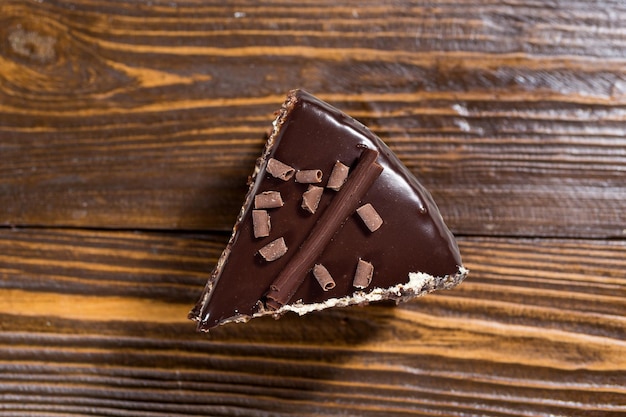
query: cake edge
188 90 299 327
263 265 468 316
203 265 469 329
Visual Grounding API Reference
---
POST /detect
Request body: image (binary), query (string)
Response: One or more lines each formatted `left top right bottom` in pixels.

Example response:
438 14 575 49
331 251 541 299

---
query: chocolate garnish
265 148 383 310
252 210 271 238
301 185 324 214
258 237 288 262
254 191 283 209
356 203 383 232
353 258 374 289
295 169 323 184
327 161 349 191
312 264 336 291
267 158 295 181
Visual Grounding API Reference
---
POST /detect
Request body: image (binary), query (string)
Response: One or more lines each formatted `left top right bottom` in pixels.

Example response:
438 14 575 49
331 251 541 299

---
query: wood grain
1 0 625 237
1 1 625 415
0 228 624 416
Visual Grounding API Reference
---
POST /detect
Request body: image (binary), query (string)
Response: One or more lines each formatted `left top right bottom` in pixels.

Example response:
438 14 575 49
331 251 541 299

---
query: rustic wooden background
1 0 625 415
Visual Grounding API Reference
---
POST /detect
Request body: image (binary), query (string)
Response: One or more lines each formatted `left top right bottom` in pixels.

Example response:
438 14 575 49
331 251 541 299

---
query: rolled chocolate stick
353 259 374 289
301 185 324 214
356 203 383 232
258 237 288 262
312 264 336 291
327 161 349 191
254 191 284 209
267 158 295 181
265 148 383 310
252 210 271 238
295 169 323 183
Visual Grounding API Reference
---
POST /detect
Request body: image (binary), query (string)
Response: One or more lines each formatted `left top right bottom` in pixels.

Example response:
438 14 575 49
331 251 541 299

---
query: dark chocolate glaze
193 90 463 329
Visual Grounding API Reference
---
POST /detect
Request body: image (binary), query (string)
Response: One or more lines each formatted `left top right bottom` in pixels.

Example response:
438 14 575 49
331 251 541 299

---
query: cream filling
213 266 468 328
259 265 469 318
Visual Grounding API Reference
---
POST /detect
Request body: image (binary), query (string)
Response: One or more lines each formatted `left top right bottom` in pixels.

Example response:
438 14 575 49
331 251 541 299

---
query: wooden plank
1 1 625 237
0 228 624 416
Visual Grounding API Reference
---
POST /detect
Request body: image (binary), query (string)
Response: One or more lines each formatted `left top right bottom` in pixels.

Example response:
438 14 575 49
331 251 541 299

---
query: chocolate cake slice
190 90 468 331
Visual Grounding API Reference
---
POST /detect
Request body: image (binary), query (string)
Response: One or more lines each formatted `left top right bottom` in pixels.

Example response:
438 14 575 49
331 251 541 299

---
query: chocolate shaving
301 185 324 214
327 161 349 191
353 258 374 289
265 148 383 310
312 264 336 291
254 191 284 209
356 203 383 232
295 169 323 183
267 158 295 181
258 237 288 262
252 210 271 238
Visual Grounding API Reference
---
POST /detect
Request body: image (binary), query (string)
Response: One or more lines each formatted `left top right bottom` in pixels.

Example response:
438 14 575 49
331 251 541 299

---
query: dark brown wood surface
1 0 624 415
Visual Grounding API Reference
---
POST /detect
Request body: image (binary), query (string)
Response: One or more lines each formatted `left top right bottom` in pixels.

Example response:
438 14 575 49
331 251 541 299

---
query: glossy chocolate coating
193 90 463 330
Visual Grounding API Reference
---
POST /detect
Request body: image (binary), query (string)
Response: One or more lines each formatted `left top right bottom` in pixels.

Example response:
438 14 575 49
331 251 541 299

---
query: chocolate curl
265 148 383 310
258 237 288 262
301 185 324 214
254 191 284 209
312 264 336 291
252 210 271 238
267 158 295 181
356 203 383 232
326 161 349 191
353 259 374 289
295 169 323 183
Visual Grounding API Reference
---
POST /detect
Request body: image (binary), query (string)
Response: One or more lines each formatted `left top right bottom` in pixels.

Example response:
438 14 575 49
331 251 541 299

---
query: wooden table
1 1 625 415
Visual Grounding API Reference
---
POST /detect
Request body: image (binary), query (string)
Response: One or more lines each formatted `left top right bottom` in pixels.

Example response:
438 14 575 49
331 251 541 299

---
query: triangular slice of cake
190 90 468 331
